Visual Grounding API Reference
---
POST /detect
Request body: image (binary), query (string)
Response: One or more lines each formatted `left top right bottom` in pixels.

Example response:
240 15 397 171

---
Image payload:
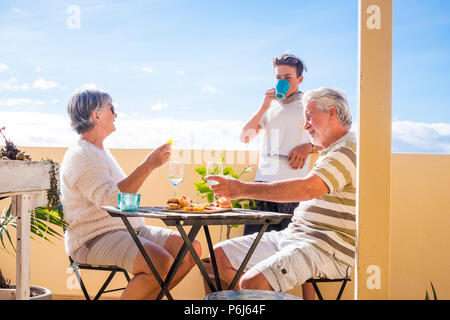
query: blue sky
0 0 449 153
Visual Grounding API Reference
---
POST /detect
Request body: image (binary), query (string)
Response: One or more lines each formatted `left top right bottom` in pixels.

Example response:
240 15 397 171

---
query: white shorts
72 225 175 274
219 231 351 292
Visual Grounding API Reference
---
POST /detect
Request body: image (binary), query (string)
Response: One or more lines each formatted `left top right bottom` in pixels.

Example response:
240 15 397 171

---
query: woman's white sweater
61 138 145 255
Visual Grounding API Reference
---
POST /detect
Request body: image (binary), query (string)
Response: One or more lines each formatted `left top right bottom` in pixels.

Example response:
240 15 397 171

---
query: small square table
102 206 292 300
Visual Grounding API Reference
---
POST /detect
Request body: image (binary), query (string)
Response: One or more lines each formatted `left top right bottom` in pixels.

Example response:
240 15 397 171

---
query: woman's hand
287 143 313 170
145 143 171 170
118 143 171 194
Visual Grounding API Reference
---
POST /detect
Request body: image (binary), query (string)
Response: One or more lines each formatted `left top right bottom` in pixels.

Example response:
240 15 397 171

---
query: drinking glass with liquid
168 160 184 197
206 160 223 203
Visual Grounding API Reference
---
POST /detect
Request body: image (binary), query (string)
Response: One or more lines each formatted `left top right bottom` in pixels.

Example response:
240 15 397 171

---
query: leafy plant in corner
425 281 438 300
0 127 68 253
0 126 31 161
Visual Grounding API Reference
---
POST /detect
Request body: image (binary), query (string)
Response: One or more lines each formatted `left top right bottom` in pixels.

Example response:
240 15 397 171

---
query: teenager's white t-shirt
255 92 311 182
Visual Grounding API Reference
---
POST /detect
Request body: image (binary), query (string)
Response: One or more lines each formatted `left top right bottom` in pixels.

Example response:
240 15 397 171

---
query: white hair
67 88 112 134
302 87 352 129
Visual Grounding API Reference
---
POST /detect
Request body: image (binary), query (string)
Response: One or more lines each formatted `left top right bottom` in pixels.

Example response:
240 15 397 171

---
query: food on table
167 203 183 210
183 203 205 211
203 203 217 210
167 195 191 210
217 197 232 208
166 196 230 212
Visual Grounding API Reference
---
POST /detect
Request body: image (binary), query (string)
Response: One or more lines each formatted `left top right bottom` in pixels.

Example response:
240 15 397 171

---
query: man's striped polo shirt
282 131 357 267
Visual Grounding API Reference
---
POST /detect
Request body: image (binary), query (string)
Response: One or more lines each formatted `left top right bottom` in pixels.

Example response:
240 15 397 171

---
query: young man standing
240 53 315 235
239 53 316 299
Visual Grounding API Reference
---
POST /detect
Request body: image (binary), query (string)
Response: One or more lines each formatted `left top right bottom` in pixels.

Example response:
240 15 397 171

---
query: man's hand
287 143 313 170
204 175 246 200
240 88 277 144
263 88 277 103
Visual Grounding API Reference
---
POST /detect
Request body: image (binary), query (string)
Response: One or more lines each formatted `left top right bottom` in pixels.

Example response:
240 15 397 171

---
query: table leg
228 220 270 290
155 224 202 300
175 222 217 293
120 216 173 300
203 226 222 291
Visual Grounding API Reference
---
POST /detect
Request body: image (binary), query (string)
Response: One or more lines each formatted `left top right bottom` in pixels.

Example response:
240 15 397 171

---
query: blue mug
275 79 290 99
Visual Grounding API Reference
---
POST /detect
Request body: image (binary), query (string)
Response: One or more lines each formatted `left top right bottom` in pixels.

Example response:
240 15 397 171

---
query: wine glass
168 160 184 197
206 160 223 204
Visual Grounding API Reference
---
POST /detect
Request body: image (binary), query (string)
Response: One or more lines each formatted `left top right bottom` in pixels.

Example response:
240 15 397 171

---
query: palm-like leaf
430 281 438 300
0 205 15 252
0 204 68 252
425 281 438 300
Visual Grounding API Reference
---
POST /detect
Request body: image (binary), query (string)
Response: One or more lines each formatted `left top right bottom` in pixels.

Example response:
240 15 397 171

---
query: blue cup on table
275 79 290 99
118 193 141 212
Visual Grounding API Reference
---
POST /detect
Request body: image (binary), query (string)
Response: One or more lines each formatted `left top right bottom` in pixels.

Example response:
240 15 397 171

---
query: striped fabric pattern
283 132 357 266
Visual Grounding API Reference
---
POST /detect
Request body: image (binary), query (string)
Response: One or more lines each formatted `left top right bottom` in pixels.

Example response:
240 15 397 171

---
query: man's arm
205 174 329 203
240 88 276 143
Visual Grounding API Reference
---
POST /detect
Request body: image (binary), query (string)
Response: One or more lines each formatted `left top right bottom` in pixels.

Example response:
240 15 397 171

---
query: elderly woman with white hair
61 88 201 300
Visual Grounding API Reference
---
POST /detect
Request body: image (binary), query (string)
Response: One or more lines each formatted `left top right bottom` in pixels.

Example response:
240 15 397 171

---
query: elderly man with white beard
205 87 356 295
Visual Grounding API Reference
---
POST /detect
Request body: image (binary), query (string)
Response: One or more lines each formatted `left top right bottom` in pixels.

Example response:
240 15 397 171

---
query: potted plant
0 127 68 300
194 154 255 240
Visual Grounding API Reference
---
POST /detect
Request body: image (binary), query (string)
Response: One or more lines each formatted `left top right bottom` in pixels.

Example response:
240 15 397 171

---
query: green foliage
194 162 255 210
0 128 68 253
0 203 68 253
425 281 438 300
0 205 14 252
194 161 256 237
42 158 59 211
0 156 67 253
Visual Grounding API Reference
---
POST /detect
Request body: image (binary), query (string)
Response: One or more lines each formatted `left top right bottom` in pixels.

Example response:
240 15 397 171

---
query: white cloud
150 100 168 111
0 63 8 72
1 111 447 155
0 98 44 108
392 121 450 154
201 85 221 94
32 78 60 90
177 70 185 75
0 111 257 151
0 112 77 147
12 8 25 15
106 118 257 151
1 77 30 91
141 66 154 73
35 66 42 72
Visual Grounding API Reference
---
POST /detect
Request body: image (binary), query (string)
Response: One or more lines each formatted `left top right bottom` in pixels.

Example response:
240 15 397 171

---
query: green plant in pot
0 127 68 299
194 155 255 239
